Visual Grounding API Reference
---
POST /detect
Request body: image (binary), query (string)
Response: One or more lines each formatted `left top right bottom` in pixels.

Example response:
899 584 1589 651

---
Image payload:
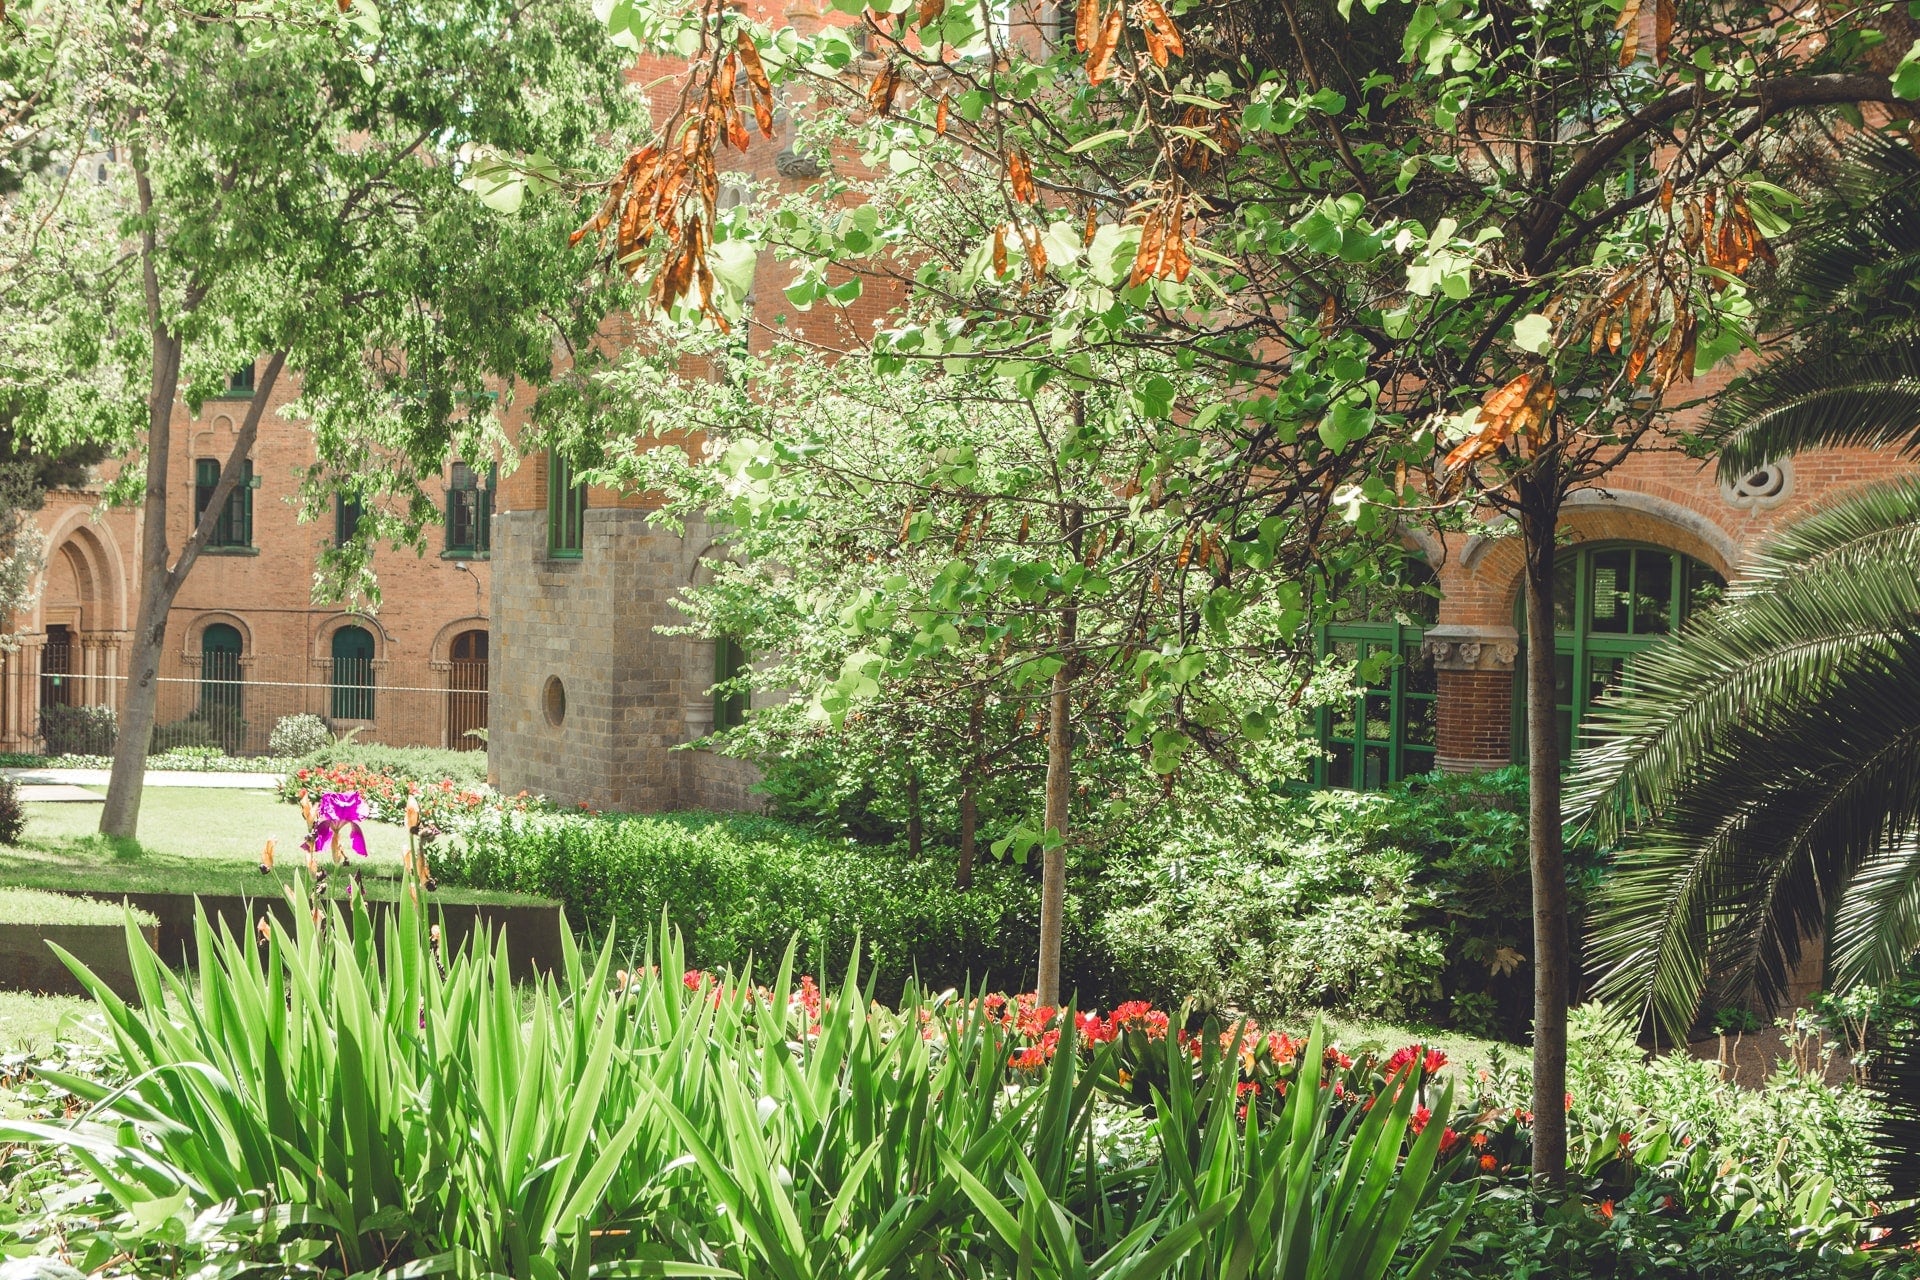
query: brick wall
1434 668 1513 771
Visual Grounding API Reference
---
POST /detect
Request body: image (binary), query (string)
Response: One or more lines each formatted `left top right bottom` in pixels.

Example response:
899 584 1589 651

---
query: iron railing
17 651 489 757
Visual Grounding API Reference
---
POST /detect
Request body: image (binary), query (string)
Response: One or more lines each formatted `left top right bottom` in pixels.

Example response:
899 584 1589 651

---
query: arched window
200 623 243 720
330 625 376 720
1317 558 1439 791
1516 542 1725 759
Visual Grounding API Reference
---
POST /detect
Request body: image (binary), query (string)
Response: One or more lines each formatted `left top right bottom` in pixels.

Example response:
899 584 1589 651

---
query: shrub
439 809 1104 999
1365 767 1609 1039
150 708 246 755
0 775 25 845
267 712 332 757
38 703 115 756
1095 830 1444 1022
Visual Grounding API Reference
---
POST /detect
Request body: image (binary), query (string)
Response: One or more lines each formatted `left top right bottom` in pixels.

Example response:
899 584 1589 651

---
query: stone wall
488 507 762 813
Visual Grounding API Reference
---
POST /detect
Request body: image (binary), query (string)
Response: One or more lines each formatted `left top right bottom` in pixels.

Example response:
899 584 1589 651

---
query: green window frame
1316 624 1437 790
714 636 749 730
445 461 494 557
1514 542 1725 761
224 363 255 397
330 625 376 721
546 451 585 559
1315 559 1438 791
194 459 253 549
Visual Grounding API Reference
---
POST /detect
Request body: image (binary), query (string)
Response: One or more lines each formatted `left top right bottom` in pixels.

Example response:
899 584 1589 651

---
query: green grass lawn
0 991 98 1053
0 787 544 905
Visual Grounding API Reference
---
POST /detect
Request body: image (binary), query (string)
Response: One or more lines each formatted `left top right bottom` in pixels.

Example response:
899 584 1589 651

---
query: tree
1574 140 1920 1032
11 0 640 836
613 338 1333 1004
579 0 1916 1181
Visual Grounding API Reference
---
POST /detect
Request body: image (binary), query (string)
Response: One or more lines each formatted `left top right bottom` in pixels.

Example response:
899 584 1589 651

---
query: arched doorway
330 625 376 721
1516 541 1726 759
199 623 244 752
446 629 488 750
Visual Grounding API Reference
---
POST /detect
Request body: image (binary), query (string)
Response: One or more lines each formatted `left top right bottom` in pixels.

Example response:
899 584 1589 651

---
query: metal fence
24 648 489 758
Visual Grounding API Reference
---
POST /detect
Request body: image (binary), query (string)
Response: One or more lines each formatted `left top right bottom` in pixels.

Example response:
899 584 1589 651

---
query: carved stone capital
1422 625 1520 672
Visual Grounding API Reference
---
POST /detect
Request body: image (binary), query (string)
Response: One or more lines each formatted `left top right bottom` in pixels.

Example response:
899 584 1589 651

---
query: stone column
1424 624 1520 773
99 631 129 711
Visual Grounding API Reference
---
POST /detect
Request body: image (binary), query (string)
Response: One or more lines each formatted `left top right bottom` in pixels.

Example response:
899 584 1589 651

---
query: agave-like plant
1570 137 1920 1217
0 890 1467 1279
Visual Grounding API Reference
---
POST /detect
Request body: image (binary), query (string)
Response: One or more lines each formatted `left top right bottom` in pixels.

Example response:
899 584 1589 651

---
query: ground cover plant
0 895 1475 1279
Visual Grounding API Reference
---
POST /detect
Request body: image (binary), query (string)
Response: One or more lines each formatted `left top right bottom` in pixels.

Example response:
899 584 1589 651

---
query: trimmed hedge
438 810 1095 1000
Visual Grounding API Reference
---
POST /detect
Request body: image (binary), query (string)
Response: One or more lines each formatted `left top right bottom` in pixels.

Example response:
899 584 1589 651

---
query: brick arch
35 513 127 634
180 611 254 658
308 612 390 663
1446 489 1737 630
428 615 490 665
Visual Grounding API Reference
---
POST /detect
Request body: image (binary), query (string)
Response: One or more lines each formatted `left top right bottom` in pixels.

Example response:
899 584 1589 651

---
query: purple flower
312 791 369 858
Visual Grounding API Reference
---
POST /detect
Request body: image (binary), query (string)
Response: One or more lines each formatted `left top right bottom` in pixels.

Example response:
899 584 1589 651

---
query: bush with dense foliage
267 712 334 758
0 775 23 846
0 897 1474 1279
1095 797 1446 1023
435 772 1595 1032
36 703 116 756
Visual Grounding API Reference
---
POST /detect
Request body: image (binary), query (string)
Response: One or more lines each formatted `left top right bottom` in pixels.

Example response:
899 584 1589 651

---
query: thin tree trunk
905 763 923 858
1037 499 1080 1006
100 278 283 839
1037 661 1071 1007
957 781 976 889
956 691 983 890
1518 473 1569 1187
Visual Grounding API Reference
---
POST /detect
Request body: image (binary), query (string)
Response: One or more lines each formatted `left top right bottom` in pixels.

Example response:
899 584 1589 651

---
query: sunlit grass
0 787 545 906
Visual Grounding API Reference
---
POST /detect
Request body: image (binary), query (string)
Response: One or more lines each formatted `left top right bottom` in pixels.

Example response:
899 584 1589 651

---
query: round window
543 676 567 728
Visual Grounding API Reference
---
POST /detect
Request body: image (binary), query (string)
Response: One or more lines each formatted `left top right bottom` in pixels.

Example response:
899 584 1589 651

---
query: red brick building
3 364 496 757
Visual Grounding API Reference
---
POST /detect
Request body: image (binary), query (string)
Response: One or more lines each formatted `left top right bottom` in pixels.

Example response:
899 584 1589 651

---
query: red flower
1596 1199 1615 1221
1410 1106 1432 1135
1438 1126 1460 1154
1478 1154 1498 1172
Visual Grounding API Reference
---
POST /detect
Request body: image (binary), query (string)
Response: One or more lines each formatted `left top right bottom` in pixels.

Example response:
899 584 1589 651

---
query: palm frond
1584 640 1920 1039
1712 349 1920 475
1709 137 1920 471
1571 479 1920 844
1828 835 1920 995
1870 1029 1920 1243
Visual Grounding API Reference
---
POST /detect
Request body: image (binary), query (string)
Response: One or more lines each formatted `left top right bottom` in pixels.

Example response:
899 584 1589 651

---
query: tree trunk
956 691 983 890
1518 473 1569 1187
1036 489 1082 1008
905 764 923 858
100 326 285 836
957 781 976 890
1037 661 1071 1007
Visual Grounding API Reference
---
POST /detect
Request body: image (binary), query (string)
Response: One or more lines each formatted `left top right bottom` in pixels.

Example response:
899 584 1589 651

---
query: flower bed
275 762 547 830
